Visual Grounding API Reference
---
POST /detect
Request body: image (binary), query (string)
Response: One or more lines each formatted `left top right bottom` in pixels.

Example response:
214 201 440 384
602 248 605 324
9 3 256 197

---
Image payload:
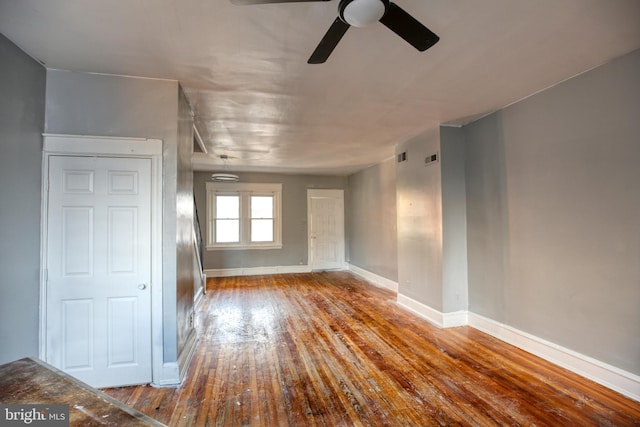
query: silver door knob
138 283 147 290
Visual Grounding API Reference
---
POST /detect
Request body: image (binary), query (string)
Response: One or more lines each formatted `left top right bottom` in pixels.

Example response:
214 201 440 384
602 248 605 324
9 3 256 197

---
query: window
206 182 282 250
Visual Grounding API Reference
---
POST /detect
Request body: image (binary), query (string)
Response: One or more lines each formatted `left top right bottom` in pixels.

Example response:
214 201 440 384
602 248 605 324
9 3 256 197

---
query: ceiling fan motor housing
339 0 389 27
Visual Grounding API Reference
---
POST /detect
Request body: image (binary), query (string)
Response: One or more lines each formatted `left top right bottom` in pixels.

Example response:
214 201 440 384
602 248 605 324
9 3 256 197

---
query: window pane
216 195 239 219
216 219 239 243
251 196 273 219
251 219 273 242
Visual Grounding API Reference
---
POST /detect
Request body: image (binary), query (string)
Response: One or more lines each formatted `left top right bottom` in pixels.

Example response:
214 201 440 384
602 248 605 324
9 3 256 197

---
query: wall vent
425 153 438 165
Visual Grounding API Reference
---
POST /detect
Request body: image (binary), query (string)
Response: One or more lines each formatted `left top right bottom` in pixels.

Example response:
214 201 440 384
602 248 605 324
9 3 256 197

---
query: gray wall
45 70 188 365
440 127 468 312
396 129 443 309
346 157 398 281
194 171 347 270
464 113 510 319
464 49 640 374
0 34 46 364
394 127 469 313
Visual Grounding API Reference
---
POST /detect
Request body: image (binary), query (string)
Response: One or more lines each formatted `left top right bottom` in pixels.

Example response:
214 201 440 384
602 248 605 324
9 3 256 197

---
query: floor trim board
467 312 640 402
396 293 467 328
396 293 639 401
347 263 399 292
177 328 198 382
205 265 312 277
154 362 180 387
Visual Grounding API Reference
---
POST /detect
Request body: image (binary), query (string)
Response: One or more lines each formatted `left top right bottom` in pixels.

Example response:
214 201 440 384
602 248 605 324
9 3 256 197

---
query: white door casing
46 156 152 387
307 189 345 270
41 134 164 388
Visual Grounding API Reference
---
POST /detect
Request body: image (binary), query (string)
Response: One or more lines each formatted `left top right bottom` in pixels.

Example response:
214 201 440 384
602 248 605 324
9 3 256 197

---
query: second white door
308 189 345 270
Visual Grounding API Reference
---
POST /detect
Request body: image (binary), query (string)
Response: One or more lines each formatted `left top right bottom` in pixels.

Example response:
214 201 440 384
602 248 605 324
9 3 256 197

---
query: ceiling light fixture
211 154 240 182
211 173 240 182
340 0 387 28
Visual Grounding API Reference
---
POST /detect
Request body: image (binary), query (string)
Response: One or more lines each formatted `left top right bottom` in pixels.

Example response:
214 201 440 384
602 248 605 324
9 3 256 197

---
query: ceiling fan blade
379 2 439 52
231 0 330 5
308 18 350 64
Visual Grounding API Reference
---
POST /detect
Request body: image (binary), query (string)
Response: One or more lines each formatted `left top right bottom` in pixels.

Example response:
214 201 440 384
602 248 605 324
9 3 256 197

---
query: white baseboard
396 293 467 328
468 312 640 402
152 325 199 388
205 265 312 277
153 362 181 387
194 286 204 309
394 295 639 401
178 328 198 381
347 263 399 292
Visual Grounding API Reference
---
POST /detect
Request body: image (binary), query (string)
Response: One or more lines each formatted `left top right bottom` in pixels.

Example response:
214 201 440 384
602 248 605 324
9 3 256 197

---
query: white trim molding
396 293 468 328
205 265 312 278
332 266 640 401
43 134 162 156
177 328 198 384
193 125 207 154
468 312 640 402
396 295 640 400
347 264 398 293
154 363 180 387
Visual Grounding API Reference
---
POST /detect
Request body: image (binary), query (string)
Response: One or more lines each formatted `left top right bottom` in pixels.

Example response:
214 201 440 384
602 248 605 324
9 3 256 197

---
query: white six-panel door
46 155 152 388
307 189 345 270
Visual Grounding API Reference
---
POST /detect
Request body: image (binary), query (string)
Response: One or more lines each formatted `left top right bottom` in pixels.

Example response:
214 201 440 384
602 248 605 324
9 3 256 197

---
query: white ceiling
1 0 639 175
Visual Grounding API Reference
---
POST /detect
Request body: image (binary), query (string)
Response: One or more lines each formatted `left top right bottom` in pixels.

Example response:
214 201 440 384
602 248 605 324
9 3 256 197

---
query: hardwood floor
104 272 640 426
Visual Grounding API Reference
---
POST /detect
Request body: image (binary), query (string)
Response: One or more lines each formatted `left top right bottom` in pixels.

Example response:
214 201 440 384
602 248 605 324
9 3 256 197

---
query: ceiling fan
231 0 440 64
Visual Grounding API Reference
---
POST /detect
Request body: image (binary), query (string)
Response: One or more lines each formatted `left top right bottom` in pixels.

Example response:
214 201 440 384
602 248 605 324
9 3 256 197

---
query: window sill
206 244 283 251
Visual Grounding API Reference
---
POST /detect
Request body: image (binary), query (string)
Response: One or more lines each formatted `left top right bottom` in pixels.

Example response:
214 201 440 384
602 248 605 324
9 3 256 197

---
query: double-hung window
206 182 282 250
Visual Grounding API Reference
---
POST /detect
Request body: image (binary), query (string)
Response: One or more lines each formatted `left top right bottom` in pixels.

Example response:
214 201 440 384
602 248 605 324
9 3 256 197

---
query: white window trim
206 182 282 250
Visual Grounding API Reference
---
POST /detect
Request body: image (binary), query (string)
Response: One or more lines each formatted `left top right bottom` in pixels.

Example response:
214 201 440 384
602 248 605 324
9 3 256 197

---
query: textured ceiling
1 0 639 174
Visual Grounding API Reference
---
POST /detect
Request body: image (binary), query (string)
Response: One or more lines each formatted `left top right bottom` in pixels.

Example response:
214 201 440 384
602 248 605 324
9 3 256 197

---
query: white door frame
307 189 345 270
40 134 163 385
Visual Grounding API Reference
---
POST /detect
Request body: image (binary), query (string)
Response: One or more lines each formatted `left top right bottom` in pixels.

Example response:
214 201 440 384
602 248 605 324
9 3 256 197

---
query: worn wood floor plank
104 272 640 426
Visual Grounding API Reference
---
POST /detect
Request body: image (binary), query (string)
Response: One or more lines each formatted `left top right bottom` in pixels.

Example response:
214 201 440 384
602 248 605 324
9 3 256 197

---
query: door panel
46 155 152 388
61 299 93 370
108 207 138 273
62 207 93 276
107 297 138 366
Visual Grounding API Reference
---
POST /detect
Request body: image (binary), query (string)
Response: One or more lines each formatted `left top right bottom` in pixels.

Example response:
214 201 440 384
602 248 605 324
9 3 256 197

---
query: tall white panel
107 297 138 366
108 207 137 274
62 207 93 276
62 299 93 370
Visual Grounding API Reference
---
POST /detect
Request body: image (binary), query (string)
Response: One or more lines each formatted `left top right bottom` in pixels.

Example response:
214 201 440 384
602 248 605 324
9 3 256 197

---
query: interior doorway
307 189 345 270
41 135 163 388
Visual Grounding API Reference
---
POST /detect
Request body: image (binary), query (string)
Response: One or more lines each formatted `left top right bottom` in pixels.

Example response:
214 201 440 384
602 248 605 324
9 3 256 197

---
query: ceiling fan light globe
341 0 386 27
